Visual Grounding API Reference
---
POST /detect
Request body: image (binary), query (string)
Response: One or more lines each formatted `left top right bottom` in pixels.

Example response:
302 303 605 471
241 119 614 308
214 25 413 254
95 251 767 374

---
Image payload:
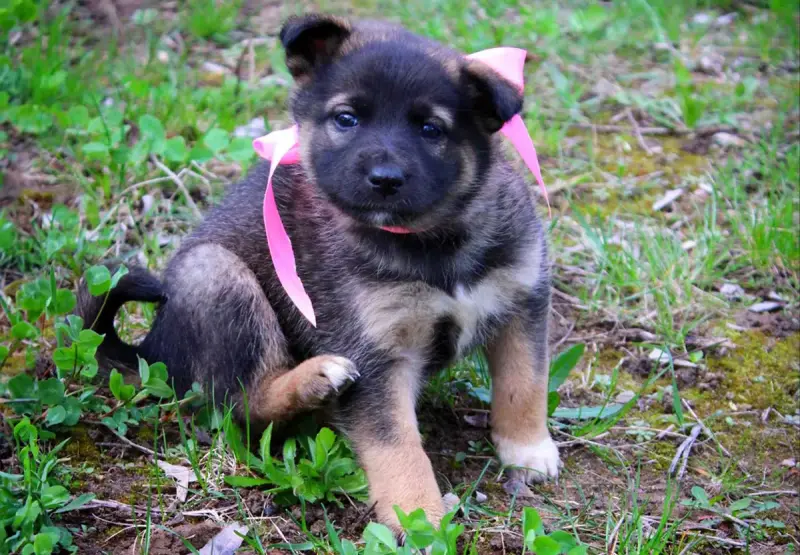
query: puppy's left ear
280 14 351 84
462 60 524 133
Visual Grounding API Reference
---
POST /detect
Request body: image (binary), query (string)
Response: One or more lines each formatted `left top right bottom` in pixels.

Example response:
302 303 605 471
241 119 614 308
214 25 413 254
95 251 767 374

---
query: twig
150 155 202 219
75 499 166 515
668 424 702 480
681 400 733 459
553 320 576 350
625 109 654 155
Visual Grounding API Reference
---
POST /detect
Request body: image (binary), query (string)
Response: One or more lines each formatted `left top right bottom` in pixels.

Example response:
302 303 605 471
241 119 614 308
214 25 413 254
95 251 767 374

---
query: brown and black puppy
77 14 561 533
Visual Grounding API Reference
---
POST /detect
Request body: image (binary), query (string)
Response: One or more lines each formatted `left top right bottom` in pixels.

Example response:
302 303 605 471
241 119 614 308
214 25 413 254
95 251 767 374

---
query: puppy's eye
421 121 443 140
334 112 359 129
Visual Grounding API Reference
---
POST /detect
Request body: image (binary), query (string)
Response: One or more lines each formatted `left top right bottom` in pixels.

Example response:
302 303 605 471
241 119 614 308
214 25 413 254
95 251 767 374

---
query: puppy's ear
462 60 524 133
280 14 351 84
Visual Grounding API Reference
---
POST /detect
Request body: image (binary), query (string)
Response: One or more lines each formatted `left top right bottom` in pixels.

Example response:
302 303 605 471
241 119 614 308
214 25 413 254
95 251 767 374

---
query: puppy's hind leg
142 243 357 425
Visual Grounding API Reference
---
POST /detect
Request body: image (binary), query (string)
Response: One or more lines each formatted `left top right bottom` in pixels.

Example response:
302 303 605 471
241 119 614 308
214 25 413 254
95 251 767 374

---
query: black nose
368 165 404 197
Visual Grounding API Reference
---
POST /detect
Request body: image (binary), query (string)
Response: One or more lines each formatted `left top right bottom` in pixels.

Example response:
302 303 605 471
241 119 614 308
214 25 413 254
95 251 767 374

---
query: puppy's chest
355 271 530 362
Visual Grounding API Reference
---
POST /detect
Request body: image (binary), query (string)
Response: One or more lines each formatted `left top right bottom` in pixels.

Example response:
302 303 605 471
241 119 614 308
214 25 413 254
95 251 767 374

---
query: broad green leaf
568 546 588 555
728 497 752 513
62 397 82 426
144 378 173 398
188 145 213 163
203 128 230 153
523 507 545 538
50 289 76 315
67 105 90 128
552 403 625 420
533 535 561 555
81 142 110 158
550 530 578 549
33 532 54 555
363 522 397 549
11 320 39 340
109 369 135 402
547 391 560 417
138 114 165 141
53 346 77 371
549 343 585 393
226 137 255 162
223 475 272 488
110 265 129 288
38 378 65 406
691 486 710 506
84 265 112 296
41 485 70 509
164 136 187 163
8 373 35 399
44 405 66 426
55 493 96 514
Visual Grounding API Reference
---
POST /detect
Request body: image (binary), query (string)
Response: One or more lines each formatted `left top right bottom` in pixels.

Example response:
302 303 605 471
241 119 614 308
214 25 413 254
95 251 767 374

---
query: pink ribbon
253 47 549 326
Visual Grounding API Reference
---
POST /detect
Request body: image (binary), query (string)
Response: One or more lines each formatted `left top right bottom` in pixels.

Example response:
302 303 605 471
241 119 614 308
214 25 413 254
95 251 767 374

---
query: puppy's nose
368 165 404 197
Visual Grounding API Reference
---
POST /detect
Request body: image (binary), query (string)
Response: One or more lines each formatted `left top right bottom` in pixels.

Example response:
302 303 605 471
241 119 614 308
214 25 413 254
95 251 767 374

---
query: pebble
712 132 747 148
615 390 636 404
652 188 684 211
474 491 488 503
748 301 783 313
233 117 267 139
720 283 745 301
442 492 460 513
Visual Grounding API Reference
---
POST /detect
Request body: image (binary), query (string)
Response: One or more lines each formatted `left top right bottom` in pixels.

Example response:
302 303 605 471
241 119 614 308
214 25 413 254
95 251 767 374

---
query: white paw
321 356 359 391
494 434 561 483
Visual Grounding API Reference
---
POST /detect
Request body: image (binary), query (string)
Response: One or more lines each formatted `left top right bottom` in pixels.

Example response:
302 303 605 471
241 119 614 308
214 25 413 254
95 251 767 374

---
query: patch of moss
688 331 800 415
61 426 103 465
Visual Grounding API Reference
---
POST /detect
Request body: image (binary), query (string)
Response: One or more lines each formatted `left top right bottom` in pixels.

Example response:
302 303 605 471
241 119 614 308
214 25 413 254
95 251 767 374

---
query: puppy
77 14 560 533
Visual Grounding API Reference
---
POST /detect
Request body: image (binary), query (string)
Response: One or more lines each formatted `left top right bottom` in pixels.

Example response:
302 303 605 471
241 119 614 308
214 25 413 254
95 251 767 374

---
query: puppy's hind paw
494 435 562 484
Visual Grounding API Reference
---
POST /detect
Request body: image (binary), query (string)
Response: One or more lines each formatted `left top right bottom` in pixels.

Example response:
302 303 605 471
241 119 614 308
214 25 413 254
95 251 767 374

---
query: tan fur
349 361 444 532
248 355 357 423
486 317 549 445
354 254 544 357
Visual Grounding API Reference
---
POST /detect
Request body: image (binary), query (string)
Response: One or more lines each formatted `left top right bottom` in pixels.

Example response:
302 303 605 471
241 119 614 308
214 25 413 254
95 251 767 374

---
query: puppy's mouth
336 203 433 234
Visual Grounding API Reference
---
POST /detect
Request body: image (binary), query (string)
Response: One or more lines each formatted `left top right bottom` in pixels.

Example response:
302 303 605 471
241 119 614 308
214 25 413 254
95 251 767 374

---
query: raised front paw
493 434 561 483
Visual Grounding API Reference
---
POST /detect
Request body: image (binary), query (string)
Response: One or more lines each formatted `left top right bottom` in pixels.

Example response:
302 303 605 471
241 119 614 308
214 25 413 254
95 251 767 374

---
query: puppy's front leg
488 295 561 483
338 359 444 534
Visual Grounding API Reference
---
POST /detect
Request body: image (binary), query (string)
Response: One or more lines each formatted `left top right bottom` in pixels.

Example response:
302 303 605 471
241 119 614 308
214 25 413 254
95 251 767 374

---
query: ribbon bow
253 47 549 327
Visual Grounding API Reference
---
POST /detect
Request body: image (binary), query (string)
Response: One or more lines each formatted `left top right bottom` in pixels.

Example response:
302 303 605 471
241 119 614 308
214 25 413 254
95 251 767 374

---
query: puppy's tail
76 264 166 373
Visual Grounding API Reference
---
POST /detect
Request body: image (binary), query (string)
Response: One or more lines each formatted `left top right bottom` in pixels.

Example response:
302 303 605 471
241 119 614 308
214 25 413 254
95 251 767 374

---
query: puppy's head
281 14 523 231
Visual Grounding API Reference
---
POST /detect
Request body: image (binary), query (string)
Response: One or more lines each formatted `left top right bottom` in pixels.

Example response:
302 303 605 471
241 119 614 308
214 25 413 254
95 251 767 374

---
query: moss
687 331 800 415
61 425 103 465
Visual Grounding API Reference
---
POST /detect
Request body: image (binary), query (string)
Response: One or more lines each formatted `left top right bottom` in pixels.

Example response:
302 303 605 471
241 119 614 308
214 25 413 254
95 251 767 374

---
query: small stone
442 492 460 513
767 291 785 302
696 53 724 75
202 61 229 75
726 392 735 400
649 348 670 365
233 117 267 139
140 194 155 214
681 240 697 251
720 283 745 301
715 12 738 26
615 390 636 404
748 301 783 313
652 188 684 211
157 50 169 63
780 458 796 467
692 13 712 25
712 132 747 148
474 491 488 503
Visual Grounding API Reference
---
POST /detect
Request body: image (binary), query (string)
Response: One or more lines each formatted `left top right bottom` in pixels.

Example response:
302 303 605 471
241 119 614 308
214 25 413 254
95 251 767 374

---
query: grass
1 0 799 553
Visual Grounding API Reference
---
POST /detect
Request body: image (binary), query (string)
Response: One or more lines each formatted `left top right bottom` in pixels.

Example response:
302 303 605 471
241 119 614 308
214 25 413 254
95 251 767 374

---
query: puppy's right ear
280 14 351 84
